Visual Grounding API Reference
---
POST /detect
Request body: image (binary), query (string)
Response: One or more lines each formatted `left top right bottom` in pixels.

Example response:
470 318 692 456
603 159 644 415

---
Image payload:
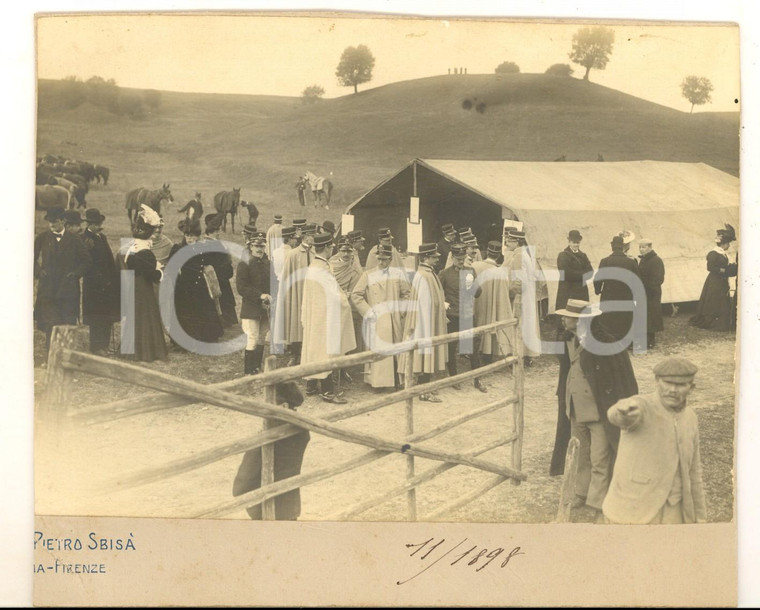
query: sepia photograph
9 0 759 606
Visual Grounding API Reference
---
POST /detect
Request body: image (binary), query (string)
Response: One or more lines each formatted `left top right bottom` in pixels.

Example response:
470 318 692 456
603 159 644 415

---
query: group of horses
124 185 243 233
124 171 334 233
35 154 110 211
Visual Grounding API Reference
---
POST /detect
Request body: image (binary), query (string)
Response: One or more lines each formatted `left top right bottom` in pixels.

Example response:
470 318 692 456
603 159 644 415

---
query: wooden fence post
511 320 524 485
40 325 78 429
403 342 417 521
261 355 278 520
555 437 580 523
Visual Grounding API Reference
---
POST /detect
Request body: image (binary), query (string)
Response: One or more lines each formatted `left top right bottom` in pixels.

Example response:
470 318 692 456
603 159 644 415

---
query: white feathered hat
138 204 161 228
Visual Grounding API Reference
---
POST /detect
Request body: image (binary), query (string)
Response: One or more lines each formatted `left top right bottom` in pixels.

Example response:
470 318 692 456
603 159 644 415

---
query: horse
125 183 173 225
48 176 86 209
93 164 110 185
303 170 333 209
36 184 71 211
214 188 241 233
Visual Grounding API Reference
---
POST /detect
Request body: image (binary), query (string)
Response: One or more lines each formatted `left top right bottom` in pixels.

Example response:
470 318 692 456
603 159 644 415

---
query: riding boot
244 350 256 375
251 344 265 373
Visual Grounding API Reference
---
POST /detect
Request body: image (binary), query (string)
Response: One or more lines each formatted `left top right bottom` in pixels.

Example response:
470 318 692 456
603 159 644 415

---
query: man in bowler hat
34 207 92 359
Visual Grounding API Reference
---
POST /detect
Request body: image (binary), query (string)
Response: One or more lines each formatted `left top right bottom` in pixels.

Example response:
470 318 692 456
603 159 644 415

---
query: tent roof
346 158 740 305
418 159 739 213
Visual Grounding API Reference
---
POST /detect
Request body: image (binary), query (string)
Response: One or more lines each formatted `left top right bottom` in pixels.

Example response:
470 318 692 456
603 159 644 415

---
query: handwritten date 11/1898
397 537 524 585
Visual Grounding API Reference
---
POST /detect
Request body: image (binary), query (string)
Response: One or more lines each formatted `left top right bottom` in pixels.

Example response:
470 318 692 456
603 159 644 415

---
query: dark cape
204 237 238 327
82 229 120 326
593 251 640 342
168 241 224 347
549 321 639 476
637 249 665 333
555 246 593 310
690 249 737 331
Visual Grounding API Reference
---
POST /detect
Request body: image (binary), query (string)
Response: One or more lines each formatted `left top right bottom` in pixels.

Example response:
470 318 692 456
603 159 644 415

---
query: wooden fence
40 317 525 521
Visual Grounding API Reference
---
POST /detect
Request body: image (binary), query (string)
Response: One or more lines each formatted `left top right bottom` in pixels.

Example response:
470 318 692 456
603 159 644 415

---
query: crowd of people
34 204 736 523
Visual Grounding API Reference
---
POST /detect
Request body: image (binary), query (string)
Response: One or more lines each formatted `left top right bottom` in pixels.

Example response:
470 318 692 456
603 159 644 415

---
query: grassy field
36 73 739 251
33 74 739 523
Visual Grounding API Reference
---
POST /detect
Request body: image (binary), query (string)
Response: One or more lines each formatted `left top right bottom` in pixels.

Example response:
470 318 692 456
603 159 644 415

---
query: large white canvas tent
343 158 740 309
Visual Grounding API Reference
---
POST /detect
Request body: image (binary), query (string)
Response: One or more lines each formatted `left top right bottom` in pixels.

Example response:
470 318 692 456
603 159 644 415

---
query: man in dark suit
81 208 120 355
34 207 92 360
593 234 641 344
550 299 639 520
556 229 594 311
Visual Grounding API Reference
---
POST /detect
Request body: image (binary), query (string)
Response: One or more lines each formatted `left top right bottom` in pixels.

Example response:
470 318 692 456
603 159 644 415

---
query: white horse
303 170 333 209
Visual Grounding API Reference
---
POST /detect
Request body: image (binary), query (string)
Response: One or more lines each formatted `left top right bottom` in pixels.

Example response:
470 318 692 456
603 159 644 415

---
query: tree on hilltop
545 63 574 77
681 75 714 114
335 45 375 94
495 61 520 74
301 84 325 104
568 26 615 81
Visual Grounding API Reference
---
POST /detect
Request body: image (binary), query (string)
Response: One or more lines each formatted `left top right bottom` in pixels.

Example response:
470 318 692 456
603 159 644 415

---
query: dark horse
214 188 241 233
125 183 173 225
303 171 333 209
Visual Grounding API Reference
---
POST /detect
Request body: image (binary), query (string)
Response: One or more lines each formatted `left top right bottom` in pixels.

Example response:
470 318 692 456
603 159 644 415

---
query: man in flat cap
351 243 411 390
346 230 367 271
301 231 355 403
34 207 92 360
398 243 449 402
438 242 486 392
265 214 284 258
435 223 458 273
236 231 271 375
602 357 706 524
330 237 363 358
275 222 317 364
471 241 515 363
502 228 544 366
291 218 307 245
637 238 665 349
365 227 403 271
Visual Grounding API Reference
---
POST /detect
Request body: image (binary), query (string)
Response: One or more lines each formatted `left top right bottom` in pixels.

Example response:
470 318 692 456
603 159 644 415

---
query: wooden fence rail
43 316 524 521
68 318 516 425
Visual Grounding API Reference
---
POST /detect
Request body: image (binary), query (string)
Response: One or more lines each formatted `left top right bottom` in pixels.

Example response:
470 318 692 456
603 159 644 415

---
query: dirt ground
33 307 736 525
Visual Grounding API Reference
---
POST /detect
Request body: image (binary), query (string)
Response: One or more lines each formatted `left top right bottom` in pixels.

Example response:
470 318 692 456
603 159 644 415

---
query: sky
35 13 741 112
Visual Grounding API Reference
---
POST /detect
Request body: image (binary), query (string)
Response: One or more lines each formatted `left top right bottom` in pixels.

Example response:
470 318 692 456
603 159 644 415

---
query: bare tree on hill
335 45 375 94
680 75 714 114
569 26 615 82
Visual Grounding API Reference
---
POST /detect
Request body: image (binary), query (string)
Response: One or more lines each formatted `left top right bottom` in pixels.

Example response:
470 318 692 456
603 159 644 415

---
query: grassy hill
35 73 739 245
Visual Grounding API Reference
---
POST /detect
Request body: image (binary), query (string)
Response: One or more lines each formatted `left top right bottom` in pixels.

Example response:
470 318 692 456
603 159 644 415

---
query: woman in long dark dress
690 224 738 331
167 218 224 349
117 205 168 362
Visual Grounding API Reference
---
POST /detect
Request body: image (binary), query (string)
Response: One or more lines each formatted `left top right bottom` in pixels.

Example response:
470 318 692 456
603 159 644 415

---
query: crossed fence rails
39 317 529 521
